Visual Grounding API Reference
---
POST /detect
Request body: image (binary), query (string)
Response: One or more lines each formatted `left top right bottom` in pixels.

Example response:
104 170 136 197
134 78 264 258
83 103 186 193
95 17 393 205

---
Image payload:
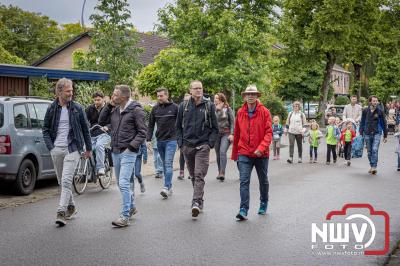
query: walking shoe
313 159 317 163
167 187 173 196
258 203 268 215
192 203 200 218
160 187 169 199
219 176 225 182
333 159 337 164
287 158 293 164
140 182 145 193
188 176 192 180
129 208 138 220
236 209 248 221
177 175 184 180
298 159 302 163
155 173 163 178
397 168 400 171
112 217 130 227
347 161 351 166
55 211 67 227
273 156 277 160
98 168 105 176
371 168 377 175
65 205 77 220
326 162 330 165
309 159 313 164
368 168 373 173
277 156 280 160
216 175 221 180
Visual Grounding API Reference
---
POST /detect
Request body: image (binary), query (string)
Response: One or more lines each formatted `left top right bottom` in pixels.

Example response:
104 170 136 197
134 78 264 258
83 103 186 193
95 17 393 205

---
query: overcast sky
0 0 172 32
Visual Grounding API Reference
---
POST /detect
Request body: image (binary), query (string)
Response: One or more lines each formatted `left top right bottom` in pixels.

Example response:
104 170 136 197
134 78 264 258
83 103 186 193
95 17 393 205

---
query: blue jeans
397 153 400 169
153 147 164 174
157 140 177 189
91 133 111 171
112 150 137 219
237 155 269 212
364 134 381 168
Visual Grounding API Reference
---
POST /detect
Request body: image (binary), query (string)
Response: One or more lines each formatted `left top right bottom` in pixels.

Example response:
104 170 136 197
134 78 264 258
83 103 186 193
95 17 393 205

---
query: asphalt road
0 136 399 266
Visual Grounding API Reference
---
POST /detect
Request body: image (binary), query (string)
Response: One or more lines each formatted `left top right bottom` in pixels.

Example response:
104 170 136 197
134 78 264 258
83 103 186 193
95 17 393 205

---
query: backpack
182 99 212 131
287 111 306 127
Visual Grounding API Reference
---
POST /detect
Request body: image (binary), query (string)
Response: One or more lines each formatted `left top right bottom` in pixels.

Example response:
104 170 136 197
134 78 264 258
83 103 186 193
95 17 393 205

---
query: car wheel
14 159 37 195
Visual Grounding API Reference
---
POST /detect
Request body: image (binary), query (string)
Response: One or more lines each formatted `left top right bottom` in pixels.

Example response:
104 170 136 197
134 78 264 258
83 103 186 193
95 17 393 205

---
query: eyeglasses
191 87 203 90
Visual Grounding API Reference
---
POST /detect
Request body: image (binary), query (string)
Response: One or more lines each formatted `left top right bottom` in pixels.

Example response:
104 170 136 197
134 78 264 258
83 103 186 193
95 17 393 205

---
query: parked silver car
0 97 55 195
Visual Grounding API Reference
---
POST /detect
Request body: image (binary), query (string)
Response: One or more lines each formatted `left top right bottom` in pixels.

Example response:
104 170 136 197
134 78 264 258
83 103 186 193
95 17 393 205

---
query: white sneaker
168 188 173 196
98 168 105 176
160 187 168 199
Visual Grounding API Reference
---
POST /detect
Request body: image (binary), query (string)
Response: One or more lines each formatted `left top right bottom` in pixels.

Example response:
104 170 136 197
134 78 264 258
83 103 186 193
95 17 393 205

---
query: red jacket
340 128 356 144
231 100 273 160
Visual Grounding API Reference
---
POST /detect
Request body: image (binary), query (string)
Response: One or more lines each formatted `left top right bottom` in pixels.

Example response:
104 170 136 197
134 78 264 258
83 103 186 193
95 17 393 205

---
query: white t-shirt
288 111 305 134
54 107 69 147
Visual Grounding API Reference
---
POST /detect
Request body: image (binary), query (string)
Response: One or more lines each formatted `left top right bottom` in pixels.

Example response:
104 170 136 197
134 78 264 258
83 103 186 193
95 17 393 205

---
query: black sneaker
56 211 67 227
287 158 293 164
192 203 200 218
65 205 77 220
397 168 400 172
177 175 184 180
236 209 248 221
219 176 225 182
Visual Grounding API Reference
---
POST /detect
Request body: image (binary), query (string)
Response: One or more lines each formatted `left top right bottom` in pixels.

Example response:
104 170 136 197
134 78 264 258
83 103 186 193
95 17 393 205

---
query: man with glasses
176 81 218 218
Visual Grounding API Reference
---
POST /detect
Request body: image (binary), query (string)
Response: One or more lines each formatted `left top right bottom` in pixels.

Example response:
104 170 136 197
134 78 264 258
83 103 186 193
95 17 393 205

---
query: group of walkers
43 77 397 228
273 95 391 174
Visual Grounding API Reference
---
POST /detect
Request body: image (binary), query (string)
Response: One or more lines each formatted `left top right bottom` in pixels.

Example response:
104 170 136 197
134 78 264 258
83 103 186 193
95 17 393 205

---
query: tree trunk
319 52 336 126
352 61 362 100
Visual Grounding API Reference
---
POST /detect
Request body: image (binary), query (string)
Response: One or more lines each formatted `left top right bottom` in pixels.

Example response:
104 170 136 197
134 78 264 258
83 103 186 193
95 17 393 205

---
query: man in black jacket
42 78 92 227
359 96 388 175
86 91 111 176
109 85 147 227
147 87 179 199
176 80 218 218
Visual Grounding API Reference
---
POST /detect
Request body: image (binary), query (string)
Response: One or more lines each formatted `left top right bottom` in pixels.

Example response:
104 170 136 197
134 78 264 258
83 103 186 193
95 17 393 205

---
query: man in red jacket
231 85 273 221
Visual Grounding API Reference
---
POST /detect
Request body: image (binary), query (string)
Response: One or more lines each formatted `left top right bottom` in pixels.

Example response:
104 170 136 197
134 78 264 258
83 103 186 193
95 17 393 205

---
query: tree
344 0 382 99
280 0 356 125
60 23 87 41
0 5 64 63
0 44 26 65
142 0 276 107
74 0 142 94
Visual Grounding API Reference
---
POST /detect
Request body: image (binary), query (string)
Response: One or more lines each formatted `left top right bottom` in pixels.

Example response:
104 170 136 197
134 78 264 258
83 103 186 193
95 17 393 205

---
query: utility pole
81 0 87 27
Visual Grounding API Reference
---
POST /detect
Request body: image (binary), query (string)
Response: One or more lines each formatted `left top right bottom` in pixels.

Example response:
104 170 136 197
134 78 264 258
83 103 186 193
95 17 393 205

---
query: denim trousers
157 140 177 189
364 134 381 168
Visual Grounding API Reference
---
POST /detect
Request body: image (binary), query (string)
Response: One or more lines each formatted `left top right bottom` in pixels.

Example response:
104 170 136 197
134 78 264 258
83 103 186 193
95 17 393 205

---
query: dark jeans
344 142 352 161
179 149 185 171
326 144 337 162
215 133 230 174
182 144 210 208
237 155 269 212
288 133 303 158
309 146 318 160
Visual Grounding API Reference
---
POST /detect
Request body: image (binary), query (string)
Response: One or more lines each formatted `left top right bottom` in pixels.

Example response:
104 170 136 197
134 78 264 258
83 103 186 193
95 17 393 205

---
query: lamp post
81 0 87 27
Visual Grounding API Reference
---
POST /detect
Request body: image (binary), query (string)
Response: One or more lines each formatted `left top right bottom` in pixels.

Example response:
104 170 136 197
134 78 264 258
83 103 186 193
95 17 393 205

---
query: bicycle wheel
73 157 88 194
99 152 112 189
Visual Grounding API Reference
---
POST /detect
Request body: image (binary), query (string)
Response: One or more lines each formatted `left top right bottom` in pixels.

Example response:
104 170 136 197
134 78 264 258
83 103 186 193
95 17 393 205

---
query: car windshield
0 104 3 128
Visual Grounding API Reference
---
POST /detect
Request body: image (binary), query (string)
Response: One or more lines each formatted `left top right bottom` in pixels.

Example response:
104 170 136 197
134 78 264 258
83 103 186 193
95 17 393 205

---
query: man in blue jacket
360 95 388 175
43 78 92 227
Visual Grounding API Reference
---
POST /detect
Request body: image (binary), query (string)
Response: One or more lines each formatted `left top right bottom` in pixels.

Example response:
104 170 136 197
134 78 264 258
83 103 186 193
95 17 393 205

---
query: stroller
337 119 358 158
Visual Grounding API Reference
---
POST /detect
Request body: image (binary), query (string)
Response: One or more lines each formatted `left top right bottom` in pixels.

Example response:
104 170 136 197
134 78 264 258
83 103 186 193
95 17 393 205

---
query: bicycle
73 125 113 194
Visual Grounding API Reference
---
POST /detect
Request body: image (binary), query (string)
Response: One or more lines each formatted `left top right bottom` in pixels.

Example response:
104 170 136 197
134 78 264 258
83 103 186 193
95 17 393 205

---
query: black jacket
360 106 388 138
86 104 105 137
42 99 92 153
98 102 114 131
176 97 218 148
147 101 179 141
110 101 147 153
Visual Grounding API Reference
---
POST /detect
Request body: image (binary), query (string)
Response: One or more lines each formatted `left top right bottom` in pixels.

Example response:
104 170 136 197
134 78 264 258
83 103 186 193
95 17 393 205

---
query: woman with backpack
285 101 307 163
214 93 235 181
